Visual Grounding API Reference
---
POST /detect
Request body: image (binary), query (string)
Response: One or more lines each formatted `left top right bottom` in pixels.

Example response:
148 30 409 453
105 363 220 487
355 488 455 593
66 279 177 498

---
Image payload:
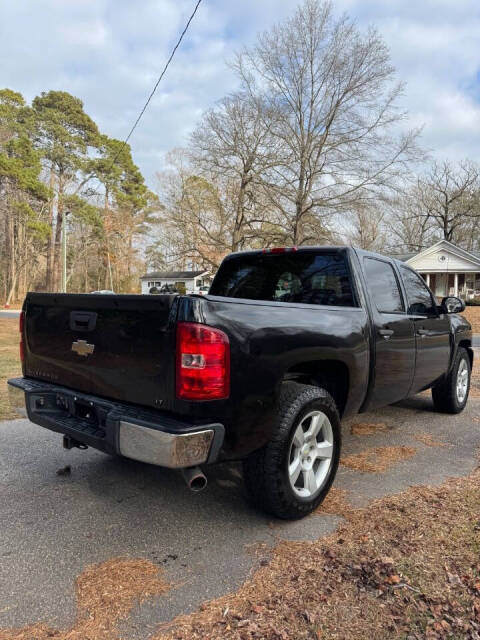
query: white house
396 240 480 299
140 270 210 295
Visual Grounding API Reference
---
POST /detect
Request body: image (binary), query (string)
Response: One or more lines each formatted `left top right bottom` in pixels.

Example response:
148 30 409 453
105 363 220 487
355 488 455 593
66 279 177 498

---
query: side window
364 258 404 313
400 266 437 316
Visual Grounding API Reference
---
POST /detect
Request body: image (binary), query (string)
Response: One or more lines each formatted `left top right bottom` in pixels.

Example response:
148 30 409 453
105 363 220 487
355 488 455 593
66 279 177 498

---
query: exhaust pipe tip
182 466 207 492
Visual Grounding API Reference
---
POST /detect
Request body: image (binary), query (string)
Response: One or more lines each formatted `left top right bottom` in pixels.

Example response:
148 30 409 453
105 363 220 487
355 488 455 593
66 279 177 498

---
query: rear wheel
431 347 471 414
243 382 341 519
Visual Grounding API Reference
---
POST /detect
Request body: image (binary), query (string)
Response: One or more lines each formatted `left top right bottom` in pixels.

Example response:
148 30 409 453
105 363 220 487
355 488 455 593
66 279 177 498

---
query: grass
0 319 21 421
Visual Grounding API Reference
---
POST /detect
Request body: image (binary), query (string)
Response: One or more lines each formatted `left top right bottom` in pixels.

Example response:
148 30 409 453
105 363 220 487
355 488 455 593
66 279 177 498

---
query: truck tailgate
23 293 177 410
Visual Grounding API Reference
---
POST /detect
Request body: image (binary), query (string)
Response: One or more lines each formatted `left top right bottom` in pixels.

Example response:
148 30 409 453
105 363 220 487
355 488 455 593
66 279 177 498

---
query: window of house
399 265 437 316
364 258 404 313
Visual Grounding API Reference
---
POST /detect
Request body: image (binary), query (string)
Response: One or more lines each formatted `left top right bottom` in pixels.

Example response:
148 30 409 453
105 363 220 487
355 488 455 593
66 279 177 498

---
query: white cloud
1 0 479 184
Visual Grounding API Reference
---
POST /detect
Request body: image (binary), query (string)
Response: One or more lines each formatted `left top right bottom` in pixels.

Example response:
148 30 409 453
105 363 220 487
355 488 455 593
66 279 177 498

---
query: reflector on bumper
7 383 27 418
119 421 214 468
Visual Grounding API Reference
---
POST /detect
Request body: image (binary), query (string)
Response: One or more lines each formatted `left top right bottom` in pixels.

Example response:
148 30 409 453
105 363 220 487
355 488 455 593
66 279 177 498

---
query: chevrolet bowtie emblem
72 340 95 357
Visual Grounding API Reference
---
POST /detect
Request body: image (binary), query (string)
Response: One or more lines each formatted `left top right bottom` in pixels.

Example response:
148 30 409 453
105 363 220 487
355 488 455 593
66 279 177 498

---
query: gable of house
406 240 480 272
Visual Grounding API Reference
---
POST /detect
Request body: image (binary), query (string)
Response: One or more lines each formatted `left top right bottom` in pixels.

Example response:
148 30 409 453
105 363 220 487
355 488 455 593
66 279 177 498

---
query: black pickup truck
8 247 473 519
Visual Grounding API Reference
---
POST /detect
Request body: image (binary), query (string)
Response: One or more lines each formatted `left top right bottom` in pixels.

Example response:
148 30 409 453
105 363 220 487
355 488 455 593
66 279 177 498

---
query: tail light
19 311 25 363
176 322 230 400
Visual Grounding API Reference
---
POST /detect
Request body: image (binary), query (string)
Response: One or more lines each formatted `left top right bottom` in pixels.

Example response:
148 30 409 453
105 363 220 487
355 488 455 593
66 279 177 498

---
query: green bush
466 297 480 306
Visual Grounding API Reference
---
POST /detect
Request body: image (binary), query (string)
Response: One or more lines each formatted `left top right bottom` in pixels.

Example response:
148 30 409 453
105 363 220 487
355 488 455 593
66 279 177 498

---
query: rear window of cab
209 251 356 307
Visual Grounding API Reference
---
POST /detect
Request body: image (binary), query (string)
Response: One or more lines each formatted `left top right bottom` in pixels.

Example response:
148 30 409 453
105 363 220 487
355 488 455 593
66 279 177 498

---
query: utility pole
62 211 70 293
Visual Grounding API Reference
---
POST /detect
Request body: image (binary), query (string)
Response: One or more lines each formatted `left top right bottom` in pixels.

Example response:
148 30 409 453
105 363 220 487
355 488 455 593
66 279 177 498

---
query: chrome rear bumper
118 421 214 467
7 377 224 468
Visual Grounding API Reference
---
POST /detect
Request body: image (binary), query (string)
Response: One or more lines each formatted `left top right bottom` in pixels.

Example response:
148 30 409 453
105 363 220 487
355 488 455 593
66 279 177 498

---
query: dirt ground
463 306 480 333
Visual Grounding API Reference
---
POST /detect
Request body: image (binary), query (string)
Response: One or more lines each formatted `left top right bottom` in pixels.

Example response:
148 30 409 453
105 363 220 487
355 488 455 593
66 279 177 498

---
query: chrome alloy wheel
287 410 334 498
456 358 469 404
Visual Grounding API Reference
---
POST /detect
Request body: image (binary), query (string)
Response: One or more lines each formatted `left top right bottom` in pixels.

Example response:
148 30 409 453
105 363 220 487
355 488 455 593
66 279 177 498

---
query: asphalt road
0 381 479 637
0 310 20 319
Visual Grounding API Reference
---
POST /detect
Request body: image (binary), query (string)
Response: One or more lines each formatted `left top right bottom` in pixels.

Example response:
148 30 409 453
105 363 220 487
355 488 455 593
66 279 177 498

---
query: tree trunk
294 157 306 245
5 271 18 307
52 173 64 292
84 234 89 293
5 205 15 303
22 227 28 296
5 215 17 306
45 169 56 291
232 177 247 252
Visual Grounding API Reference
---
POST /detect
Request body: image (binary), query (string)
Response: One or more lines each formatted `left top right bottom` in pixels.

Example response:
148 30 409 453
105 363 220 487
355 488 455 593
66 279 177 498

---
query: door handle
378 329 394 339
417 329 429 337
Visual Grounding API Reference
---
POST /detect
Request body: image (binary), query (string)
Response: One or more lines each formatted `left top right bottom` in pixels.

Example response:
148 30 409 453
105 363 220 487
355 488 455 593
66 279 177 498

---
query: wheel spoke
303 468 318 494
289 455 302 484
292 424 304 447
304 412 324 439
313 440 333 460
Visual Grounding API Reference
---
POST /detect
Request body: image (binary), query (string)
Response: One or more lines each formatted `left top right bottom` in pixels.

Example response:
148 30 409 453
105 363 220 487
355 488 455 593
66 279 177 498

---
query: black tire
243 381 341 520
431 346 471 414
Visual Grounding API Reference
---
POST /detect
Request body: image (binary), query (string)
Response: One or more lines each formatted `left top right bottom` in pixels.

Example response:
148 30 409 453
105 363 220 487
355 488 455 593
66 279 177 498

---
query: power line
110 0 204 168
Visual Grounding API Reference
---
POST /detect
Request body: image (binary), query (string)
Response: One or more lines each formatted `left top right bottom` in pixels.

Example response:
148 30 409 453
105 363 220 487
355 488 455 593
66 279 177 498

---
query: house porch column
454 273 459 297
425 273 430 287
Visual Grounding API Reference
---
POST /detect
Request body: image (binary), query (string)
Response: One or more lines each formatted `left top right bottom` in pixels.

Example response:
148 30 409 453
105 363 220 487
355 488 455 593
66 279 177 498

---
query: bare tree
235 0 420 245
410 160 480 244
190 92 281 251
381 185 436 254
154 151 230 271
342 204 387 251
155 134 290 272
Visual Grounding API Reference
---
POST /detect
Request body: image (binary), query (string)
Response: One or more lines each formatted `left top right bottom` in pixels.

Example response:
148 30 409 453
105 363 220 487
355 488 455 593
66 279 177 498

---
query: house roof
141 270 208 280
390 243 480 264
405 239 480 271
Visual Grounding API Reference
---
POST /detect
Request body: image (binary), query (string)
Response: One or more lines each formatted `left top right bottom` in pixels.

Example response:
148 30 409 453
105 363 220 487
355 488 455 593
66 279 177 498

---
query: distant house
140 270 210 295
394 239 480 299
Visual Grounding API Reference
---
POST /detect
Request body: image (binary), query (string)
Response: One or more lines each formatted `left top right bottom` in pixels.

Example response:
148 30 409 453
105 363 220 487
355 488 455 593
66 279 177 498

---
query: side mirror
441 296 465 314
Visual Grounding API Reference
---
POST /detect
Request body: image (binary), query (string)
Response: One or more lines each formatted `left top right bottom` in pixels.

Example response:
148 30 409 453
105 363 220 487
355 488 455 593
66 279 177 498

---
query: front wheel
432 347 471 414
243 382 341 519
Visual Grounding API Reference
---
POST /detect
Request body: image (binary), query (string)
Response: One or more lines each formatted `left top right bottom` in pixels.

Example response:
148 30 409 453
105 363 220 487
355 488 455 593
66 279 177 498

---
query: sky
1 0 480 187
